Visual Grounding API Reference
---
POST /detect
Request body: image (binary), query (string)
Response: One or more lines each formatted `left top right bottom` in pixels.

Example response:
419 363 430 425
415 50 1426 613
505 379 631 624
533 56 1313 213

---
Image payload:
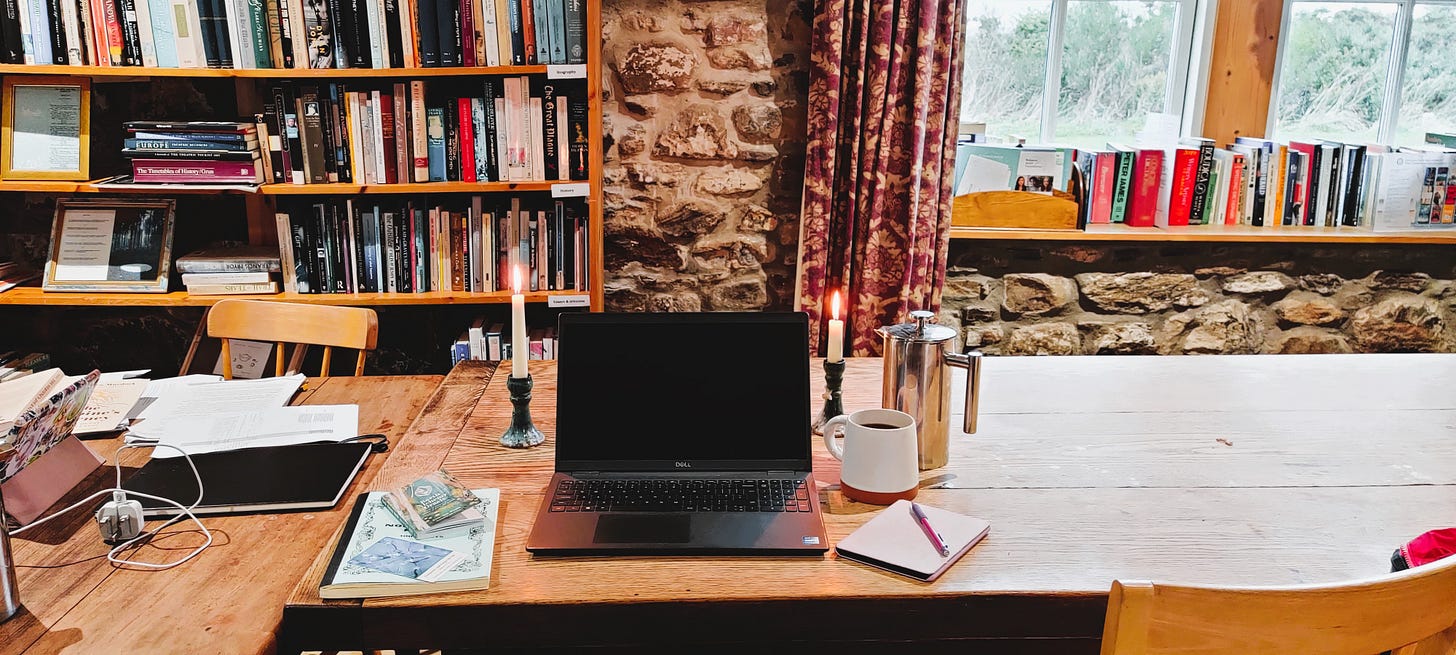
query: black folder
121 442 374 517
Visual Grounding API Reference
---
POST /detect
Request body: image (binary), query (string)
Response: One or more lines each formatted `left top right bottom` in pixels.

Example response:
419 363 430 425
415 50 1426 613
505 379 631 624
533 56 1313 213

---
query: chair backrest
1100 555 1456 655
202 299 379 378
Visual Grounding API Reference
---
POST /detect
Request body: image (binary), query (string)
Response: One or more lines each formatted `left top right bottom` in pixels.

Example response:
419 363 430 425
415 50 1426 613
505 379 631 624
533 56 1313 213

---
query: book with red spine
518 0 534 64
132 159 263 183
459 0 475 66
1125 149 1163 227
379 91 398 184
100 0 125 65
1164 147 1199 227
1090 151 1117 224
1225 152 1245 225
458 96 477 183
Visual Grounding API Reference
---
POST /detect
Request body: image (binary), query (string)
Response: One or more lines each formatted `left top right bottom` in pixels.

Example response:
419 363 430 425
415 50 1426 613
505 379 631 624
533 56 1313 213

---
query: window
1272 0 1456 145
959 0 1204 150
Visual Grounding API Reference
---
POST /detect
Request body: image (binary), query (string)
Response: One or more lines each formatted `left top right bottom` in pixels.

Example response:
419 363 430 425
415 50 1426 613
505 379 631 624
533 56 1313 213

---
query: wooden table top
281 354 1456 654
0 374 443 655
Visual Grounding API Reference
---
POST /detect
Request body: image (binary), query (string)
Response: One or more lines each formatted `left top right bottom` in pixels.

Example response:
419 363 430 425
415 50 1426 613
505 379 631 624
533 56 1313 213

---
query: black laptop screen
554 312 811 471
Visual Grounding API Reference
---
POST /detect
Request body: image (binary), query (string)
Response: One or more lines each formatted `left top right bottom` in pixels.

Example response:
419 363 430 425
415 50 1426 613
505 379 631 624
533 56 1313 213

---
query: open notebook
835 499 991 582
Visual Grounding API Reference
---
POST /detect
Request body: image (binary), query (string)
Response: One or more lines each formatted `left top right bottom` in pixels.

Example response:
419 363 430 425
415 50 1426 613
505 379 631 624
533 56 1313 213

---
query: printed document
137 374 305 420
128 404 359 457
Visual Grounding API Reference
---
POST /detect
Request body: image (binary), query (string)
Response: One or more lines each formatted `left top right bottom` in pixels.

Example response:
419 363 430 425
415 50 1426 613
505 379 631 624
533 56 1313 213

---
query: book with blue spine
426 107 447 182
530 0 547 65
545 0 563 64
26 0 51 63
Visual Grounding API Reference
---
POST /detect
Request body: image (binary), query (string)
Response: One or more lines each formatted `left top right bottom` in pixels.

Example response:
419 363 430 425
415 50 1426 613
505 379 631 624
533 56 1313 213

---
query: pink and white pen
910 502 950 557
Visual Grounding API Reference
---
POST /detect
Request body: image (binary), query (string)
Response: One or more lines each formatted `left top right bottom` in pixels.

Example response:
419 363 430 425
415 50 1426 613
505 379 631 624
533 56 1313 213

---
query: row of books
121 120 267 184
261 78 588 185
175 245 284 294
0 352 52 383
0 0 586 68
451 320 554 365
274 195 588 295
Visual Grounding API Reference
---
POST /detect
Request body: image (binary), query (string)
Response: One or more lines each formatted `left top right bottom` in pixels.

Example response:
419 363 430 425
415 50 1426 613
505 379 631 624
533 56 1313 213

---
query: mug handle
821 415 849 461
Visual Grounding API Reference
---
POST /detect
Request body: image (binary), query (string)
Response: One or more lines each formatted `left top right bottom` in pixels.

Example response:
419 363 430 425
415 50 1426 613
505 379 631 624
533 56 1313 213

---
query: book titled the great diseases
319 487 500 599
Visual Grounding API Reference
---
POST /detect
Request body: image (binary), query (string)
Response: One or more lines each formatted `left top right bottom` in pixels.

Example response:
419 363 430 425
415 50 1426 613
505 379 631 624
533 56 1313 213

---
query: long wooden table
281 354 1456 654
1 374 443 655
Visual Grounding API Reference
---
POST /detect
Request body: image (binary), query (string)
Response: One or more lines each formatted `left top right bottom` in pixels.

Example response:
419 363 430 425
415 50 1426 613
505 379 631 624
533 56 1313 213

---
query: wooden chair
183 299 379 378
1099 555 1456 655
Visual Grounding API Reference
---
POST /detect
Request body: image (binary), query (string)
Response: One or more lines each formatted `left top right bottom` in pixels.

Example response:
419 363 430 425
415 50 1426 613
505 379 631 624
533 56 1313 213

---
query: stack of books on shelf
0 0 585 69
259 78 588 185
0 260 39 293
450 318 553 365
275 195 586 295
176 245 283 295
118 120 265 185
954 130 1456 234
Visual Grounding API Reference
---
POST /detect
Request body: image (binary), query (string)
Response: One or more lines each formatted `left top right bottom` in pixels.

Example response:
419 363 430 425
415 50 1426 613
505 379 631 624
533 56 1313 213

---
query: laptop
526 312 829 555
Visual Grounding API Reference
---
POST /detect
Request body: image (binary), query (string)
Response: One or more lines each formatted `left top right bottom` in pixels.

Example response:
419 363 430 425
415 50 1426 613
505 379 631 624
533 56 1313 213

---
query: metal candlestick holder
811 359 847 435
499 374 545 449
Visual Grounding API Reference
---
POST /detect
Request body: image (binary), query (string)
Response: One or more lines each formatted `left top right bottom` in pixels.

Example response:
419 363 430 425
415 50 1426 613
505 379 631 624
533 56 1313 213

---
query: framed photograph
43 199 177 293
0 76 90 181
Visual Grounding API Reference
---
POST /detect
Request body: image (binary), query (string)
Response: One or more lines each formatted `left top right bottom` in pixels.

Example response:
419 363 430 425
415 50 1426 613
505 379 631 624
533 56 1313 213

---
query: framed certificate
43 199 176 293
1 76 90 181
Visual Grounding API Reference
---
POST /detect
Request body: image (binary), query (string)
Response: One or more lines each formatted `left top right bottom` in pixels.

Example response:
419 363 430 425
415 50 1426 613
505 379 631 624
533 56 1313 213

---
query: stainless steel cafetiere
878 310 981 470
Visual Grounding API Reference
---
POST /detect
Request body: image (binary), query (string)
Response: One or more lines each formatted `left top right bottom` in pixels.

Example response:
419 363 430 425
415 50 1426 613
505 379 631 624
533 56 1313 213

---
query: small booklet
383 470 485 539
834 499 990 582
320 487 500 599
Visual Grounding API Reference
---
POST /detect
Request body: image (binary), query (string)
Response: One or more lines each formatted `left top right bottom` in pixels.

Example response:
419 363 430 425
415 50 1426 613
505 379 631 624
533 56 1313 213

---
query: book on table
319 487 500 599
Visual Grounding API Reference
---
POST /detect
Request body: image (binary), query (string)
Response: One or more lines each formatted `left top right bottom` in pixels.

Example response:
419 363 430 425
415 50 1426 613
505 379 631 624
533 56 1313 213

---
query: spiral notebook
835 500 990 582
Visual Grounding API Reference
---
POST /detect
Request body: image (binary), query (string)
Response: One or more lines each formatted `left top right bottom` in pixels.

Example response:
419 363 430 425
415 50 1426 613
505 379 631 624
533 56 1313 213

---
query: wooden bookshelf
950 224 1456 245
0 64 552 79
0 287 589 307
257 181 562 195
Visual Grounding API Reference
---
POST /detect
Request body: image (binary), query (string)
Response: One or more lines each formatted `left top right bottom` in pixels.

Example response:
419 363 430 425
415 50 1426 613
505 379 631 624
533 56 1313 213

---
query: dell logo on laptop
674 461 692 468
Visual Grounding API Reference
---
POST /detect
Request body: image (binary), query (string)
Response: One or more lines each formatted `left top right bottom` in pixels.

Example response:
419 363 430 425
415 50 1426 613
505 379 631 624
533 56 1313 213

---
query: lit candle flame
831 290 841 320
512 265 523 294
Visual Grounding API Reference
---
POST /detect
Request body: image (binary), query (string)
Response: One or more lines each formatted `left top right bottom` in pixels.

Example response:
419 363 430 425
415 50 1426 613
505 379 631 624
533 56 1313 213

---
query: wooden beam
1202 0 1285 145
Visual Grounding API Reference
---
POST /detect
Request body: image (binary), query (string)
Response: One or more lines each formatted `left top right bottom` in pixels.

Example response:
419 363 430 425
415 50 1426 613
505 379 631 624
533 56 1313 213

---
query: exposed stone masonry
600 0 811 312
942 242 1456 355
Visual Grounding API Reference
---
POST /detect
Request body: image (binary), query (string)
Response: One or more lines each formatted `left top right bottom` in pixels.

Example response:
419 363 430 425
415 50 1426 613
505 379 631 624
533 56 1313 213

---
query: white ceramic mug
822 408 920 505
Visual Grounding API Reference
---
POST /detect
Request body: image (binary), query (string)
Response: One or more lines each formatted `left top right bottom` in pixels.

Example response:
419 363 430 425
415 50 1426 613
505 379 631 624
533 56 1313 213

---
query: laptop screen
554 312 811 472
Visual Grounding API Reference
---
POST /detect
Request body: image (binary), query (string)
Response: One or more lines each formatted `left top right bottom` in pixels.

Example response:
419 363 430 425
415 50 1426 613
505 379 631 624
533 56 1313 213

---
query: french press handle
942 350 982 434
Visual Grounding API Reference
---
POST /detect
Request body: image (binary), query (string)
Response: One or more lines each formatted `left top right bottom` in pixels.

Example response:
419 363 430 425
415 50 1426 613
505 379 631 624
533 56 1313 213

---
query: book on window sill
319 487 500 599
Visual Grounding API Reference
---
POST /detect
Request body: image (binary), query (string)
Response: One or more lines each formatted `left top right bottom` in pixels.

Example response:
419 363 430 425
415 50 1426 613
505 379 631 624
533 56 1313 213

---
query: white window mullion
1040 0 1069 143
1267 0 1298 139
1378 0 1414 144
1167 0 1199 125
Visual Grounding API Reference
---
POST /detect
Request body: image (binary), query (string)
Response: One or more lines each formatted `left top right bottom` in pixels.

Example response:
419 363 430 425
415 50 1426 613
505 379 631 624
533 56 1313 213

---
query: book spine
516 0 532 63
381 0 400 67
221 0 246 66
528 96 543 180
286 0 306 66
458 96 476 182
358 0 377 66
414 0 436 65
528 0 543 65
132 159 261 180
380 91 398 183
1166 148 1197 227
1342 148 1365 226
318 89 338 181
541 85 558 181
13 0 35 64
23 0 49 63
99 0 123 63
392 84 408 186
329 83 351 182
145 0 178 66
1187 141 1214 226
444 99 460 180
303 0 330 66
245 0 268 65
426 106 446 181
263 0 284 66
1224 154 1243 225
434 0 453 65
410 80 428 181
46 0 68 64
370 91 386 183
477 0 495 65
123 148 260 160
457 0 472 65
395 0 414 66
567 95 587 181
471 97 488 182
1089 152 1115 224
562 0 579 63
504 0 519 64
480 80 497 180
1323 147 1341 227
357 91 374 182
297 86 326 183
86 0 110 65
1125 150 1161 227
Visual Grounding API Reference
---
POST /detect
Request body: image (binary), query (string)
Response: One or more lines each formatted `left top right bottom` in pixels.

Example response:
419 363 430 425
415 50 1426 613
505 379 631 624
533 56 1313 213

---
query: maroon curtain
796 0 965 357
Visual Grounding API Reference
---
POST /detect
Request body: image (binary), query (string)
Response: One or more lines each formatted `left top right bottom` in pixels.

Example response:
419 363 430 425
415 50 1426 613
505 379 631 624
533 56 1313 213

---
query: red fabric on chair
1400 528 1456 569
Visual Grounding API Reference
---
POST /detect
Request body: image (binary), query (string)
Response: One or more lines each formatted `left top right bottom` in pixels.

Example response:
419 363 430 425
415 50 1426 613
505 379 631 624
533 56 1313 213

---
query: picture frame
43 198 177 293
0 76 90 181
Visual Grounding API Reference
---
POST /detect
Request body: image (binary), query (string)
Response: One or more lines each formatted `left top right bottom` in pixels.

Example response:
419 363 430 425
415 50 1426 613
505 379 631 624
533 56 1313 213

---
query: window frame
1016 0 1206 143
1269 0 1456 144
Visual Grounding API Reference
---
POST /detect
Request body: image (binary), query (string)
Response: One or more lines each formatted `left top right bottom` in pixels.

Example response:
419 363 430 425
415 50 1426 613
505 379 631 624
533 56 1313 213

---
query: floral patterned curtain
795 0 966 357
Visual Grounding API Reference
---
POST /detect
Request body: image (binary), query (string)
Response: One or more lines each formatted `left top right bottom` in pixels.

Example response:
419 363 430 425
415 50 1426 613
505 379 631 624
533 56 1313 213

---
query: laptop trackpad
593 515 691 543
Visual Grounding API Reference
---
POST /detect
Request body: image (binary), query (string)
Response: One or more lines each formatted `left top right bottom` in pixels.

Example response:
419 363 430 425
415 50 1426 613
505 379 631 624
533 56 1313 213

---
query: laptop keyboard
549 478 813 513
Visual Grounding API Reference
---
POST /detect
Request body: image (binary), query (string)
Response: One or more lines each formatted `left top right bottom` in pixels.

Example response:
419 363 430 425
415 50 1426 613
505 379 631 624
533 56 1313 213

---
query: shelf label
547 65 587 80
551 182 589 198
548 294 591 308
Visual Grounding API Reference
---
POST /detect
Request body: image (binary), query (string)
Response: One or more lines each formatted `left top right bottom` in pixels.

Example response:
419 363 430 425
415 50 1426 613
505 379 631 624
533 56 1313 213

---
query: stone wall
599 0 811 312
941 241 1456 355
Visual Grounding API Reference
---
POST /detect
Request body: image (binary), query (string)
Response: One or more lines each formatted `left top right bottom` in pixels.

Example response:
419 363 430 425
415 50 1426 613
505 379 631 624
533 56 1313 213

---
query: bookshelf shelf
258 181 561 195
950 224 1456 245
0 287 585 307
0 64 552 79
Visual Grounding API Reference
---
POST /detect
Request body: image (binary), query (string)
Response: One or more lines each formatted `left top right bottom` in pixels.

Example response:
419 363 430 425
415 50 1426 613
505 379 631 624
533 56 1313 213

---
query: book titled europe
319 488 499 599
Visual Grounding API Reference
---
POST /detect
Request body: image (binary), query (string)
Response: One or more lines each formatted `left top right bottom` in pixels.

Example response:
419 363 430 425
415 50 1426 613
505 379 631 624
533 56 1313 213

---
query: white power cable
8 441 213 570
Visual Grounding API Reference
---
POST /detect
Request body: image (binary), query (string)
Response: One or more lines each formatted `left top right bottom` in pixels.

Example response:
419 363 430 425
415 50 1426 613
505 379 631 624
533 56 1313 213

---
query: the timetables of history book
0 0 585 69
275 194 588 295
259 77 589 186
